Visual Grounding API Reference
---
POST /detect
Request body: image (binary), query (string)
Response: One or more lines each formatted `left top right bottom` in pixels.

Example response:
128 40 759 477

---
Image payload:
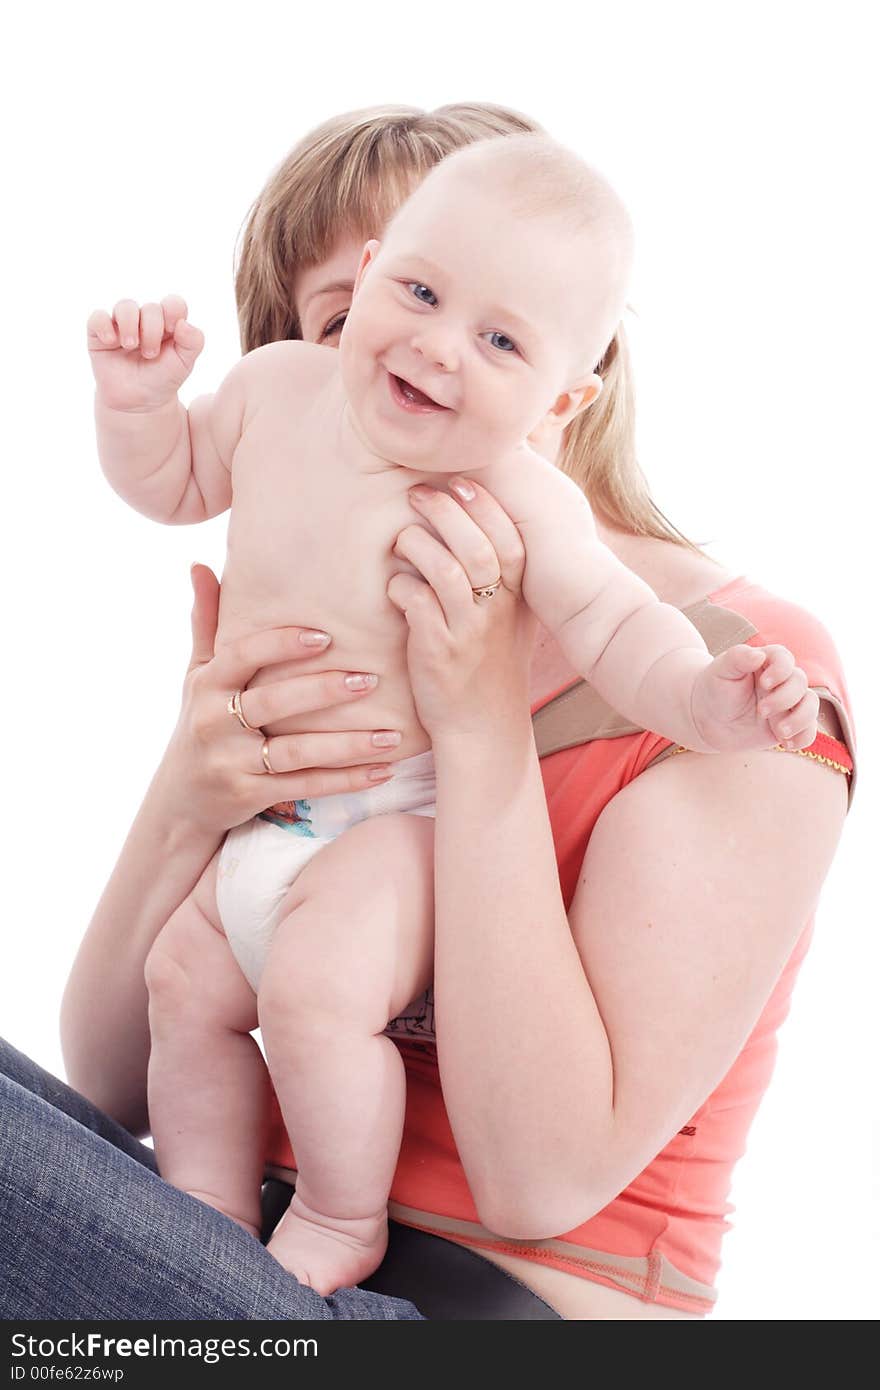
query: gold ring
471 576 503 600
227 689 261 733
261 738 276 774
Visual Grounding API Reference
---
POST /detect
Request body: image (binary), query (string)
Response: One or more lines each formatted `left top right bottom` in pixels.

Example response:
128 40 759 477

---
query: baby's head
339 134 634 474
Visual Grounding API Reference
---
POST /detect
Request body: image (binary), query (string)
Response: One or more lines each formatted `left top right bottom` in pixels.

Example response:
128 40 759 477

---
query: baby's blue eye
486 331 517 353
408 283 437 305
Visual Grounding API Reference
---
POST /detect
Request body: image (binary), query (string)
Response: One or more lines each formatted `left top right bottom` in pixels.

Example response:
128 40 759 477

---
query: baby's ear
544 373 603 432
353 240 382 295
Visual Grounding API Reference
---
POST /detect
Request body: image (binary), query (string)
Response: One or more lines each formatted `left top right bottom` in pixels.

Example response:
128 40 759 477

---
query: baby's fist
87 294 204 412
692 643 819 752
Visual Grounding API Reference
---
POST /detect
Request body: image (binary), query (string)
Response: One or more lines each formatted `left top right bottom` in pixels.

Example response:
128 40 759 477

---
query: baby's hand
691 644 819 753
87 294 204 412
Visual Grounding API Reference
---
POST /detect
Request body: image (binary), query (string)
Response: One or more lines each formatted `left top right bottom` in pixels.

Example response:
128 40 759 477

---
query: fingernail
123 337 137 348
450 477 476 501
409 485 433 501
371 730 401 747
345 673 378 691
781 724 791 738
143 348 157 358
761 674 773 688
368 765 394 780
299 629 331 646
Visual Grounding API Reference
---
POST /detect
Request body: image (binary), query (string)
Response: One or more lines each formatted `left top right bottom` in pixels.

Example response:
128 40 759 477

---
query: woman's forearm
431 720 612 1235
59 755 221 1134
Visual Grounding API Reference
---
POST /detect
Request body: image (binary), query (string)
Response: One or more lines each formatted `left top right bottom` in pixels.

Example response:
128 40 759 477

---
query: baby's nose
412 327 459 372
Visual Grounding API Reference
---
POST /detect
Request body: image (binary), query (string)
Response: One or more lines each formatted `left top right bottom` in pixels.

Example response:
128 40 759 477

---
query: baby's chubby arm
484 448 817 753
87 295 246 524
501 452 713 748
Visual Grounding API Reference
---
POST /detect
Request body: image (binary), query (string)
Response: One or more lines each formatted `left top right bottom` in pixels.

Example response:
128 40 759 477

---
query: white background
2 0 876 1320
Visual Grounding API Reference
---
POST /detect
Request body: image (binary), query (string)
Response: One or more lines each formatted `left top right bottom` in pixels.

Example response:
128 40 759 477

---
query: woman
1 103 853 1320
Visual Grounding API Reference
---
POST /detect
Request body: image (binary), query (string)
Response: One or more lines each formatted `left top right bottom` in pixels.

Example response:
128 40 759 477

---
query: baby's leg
145 850 269 1238
258 811 435 1294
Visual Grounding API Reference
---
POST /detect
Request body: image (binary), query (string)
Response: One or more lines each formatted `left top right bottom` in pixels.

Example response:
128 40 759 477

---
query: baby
87 136 816 1294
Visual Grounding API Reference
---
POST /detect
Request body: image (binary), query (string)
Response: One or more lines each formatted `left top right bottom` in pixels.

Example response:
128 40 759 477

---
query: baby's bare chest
219 400 421 649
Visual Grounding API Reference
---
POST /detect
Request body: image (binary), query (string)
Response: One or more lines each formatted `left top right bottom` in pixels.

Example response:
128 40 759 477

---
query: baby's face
338 175 619 474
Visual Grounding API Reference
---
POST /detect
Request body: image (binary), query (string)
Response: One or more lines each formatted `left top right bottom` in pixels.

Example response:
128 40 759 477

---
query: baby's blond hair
234 103 698 550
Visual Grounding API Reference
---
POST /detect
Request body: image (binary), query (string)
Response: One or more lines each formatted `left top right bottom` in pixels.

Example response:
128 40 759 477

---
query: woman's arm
390 477 848 1239
59 764 222 1135
431 714 847 1238
60 566 408 1133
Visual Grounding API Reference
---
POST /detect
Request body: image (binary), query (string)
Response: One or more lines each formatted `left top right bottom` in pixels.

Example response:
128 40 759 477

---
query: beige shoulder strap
532 598 758 758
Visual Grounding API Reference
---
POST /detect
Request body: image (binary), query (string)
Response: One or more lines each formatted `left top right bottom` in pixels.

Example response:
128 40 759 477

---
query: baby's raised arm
490 449 818 754
87 295 244 525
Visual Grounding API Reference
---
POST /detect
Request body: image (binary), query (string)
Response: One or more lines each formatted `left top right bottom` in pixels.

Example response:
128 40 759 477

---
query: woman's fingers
233 669 381 729
240 671 380 728
188 563 221 670
210 623 332 689
251 761 395 808
408 477 526 594
255 727 402 776
448 475 527 590
392 524 475 629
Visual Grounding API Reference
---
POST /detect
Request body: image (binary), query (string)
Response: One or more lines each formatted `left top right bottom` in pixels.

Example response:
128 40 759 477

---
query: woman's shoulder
621 540 848 683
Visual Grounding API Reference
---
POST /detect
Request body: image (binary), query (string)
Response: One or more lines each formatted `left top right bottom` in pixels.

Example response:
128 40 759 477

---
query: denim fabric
0 1038 423 1320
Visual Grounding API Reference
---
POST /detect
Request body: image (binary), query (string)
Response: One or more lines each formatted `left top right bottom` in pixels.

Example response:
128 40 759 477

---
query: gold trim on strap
670 743 851 776
647 684 856 808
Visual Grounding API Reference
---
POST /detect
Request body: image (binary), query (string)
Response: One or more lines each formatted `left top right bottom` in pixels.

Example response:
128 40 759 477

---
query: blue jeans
0 1038 423 1319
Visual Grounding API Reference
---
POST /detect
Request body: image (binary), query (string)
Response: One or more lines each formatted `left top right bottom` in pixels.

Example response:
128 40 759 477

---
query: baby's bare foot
267 1191 388 1295
185 1188 260 1240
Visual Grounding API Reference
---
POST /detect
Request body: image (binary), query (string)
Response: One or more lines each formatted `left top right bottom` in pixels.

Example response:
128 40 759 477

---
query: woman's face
294 234 366 347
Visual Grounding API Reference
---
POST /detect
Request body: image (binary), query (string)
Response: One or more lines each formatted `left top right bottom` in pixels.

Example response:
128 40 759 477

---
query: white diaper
216 750 436 990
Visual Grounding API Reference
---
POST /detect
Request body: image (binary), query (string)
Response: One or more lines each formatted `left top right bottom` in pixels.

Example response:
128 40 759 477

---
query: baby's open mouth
388 371 449 413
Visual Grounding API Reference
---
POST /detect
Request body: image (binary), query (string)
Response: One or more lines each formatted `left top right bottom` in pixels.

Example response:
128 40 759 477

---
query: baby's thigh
263 813 435 1027
146 850 257 1034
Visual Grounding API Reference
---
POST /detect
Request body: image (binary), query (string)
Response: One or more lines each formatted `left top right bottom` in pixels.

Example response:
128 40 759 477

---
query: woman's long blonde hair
234 103 697 549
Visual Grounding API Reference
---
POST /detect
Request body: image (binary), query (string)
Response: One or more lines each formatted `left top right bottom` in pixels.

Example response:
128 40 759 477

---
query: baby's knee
144 903 211 1015
144 930 194 1014
257 959 368 1050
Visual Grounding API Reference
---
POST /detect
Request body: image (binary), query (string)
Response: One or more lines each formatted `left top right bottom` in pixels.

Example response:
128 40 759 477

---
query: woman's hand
166 564 399 834
387 478 535 741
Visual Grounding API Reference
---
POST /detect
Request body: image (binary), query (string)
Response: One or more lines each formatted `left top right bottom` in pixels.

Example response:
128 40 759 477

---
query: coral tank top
264 576 856 1314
